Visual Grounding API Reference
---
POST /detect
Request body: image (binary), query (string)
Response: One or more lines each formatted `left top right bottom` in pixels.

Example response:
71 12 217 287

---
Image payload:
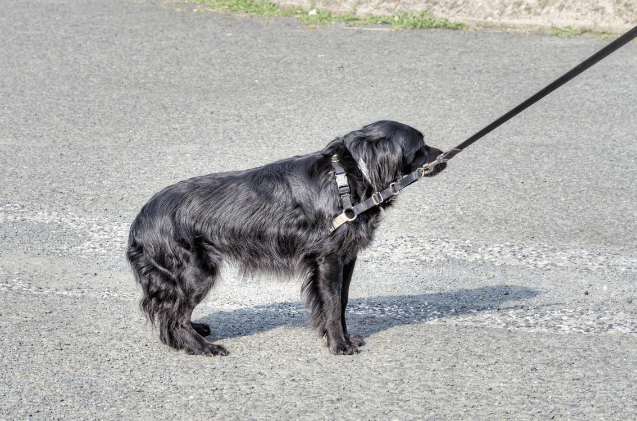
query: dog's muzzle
420 148 453 177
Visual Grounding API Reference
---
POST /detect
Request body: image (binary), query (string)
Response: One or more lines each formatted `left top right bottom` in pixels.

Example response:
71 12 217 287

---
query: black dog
126 121 446 356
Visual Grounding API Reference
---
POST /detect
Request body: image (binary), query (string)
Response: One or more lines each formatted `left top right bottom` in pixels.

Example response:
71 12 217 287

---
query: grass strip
550 25 587 36
345 9 466 30
184 0 466 30
550 25 636 42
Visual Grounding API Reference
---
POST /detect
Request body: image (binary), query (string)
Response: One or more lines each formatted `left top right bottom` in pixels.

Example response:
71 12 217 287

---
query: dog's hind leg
131 248 227 357
341 258 365 348
304 255 359 355
164 260 228 357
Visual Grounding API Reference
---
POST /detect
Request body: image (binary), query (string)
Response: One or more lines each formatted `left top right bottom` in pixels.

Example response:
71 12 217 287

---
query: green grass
187 0 302 17
298 7 352 25
550 25 637 43
596 30 615 40
184 0 465 30
346 9 466 30
550 25 587 36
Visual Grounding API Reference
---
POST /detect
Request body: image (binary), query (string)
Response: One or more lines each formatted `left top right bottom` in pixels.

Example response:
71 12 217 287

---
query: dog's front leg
341 258 365 349
309 255 359 355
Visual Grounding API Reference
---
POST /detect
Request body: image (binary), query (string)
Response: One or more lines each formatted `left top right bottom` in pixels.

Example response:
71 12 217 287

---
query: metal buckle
329 210 357 233
389 182 398 194
335 173 348 187
418 166 433 178
372 192 383 205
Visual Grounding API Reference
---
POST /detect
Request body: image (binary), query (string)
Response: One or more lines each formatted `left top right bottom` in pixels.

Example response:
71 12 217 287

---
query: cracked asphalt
1 0 636 419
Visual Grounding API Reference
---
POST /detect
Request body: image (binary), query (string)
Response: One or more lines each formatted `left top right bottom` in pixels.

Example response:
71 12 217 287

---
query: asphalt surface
1 0 636 419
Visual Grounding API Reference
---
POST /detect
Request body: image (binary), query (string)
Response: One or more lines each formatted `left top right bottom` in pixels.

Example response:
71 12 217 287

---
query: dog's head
343 120 446 191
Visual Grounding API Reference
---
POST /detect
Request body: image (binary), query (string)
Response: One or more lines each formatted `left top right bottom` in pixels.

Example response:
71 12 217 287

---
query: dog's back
127 152 338 277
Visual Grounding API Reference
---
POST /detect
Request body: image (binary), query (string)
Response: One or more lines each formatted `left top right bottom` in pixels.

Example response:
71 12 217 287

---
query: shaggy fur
126 120 446 356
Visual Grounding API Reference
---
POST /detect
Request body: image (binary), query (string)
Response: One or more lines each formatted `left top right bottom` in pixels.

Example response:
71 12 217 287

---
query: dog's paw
185 342 229 357
330 340 359 355
346 333 365 348
191 322 211 337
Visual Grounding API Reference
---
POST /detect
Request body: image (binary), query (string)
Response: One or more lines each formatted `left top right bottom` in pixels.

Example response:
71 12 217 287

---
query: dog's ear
343 129 403 191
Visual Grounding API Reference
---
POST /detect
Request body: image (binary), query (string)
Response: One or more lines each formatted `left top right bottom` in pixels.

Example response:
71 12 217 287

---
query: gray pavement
1 0 636 419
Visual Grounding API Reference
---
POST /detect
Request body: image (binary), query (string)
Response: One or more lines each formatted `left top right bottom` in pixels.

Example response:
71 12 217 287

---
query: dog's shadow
195 285 541 342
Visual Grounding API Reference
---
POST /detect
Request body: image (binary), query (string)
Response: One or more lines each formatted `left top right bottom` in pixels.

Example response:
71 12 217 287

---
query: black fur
126 120 446 356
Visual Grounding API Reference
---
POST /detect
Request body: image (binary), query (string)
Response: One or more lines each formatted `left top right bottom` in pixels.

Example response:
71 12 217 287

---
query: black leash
429 24 637 165
331 25 637 233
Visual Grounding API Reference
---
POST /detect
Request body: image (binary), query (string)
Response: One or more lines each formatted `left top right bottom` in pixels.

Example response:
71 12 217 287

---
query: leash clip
418 148 460 178
418 166 432 178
